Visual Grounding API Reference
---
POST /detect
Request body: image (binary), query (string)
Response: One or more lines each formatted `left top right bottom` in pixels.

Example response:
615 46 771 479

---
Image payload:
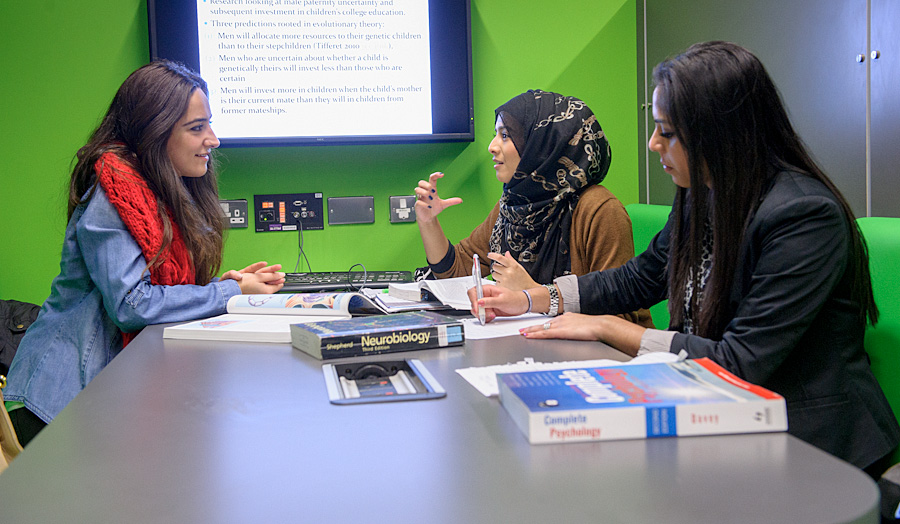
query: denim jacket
5 186 240 422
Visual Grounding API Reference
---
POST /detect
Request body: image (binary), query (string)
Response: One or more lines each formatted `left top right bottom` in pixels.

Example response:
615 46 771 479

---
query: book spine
521 399 787 444
294 323 464 360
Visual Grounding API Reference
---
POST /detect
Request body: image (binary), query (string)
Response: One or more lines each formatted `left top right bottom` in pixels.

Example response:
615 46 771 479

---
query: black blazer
578 171 899 469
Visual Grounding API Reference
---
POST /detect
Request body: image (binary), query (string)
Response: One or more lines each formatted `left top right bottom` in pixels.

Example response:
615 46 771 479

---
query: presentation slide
197 0 433 139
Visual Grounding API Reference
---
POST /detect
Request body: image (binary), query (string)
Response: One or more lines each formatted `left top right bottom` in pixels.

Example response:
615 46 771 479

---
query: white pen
473 254 486 325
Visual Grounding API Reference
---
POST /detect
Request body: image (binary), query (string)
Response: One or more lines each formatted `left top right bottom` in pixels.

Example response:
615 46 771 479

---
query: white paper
461 313 547 339
456 351 682 397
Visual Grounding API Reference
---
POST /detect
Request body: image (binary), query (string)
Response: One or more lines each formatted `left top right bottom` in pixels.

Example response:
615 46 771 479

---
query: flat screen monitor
147 0 474 147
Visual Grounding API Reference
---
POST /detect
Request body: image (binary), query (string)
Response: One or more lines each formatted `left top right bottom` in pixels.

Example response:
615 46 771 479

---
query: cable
289 211 371 292
292 213 312 273
347 263 368 292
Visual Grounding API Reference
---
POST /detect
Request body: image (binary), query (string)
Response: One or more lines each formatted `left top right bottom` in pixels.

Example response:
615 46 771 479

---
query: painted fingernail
431 189 436 193
428 195 433 200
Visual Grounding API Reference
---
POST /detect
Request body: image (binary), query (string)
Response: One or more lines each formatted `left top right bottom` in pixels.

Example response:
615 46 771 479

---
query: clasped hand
221 261 285 294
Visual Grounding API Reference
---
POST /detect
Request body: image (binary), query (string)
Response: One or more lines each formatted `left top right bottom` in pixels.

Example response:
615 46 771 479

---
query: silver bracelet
522 289 533 314
543 283 560 317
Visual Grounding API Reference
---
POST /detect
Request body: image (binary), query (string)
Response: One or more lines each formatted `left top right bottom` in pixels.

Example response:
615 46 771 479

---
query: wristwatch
543 283 560 317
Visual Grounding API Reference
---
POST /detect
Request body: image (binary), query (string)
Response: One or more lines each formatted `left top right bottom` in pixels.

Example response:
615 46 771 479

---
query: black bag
0 300 40 377
880 462 900 521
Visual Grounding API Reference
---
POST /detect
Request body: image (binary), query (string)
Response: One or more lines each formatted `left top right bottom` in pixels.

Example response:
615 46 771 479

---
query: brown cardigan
435 184 654 328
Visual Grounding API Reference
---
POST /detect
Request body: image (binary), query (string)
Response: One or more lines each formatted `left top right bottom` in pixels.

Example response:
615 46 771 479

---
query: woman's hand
236 272 285 294
519 312 606 341
487 251 538 291
221 261 282 282
467 283 530 322
221 261 285 294
414 172 463 224
520 313 645 357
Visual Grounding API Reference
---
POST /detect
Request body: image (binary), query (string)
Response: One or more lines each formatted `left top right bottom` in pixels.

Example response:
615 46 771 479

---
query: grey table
0 324 880 523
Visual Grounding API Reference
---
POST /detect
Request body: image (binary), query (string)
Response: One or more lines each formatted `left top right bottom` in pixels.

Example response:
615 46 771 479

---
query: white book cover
162 292 381 343
162 313 346 343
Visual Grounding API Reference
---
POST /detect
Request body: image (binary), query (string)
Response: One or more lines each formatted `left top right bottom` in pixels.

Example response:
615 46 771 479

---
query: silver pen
473 254 486 325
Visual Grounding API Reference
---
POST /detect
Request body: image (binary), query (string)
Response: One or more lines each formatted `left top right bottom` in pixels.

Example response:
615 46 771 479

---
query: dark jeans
9 407 46 447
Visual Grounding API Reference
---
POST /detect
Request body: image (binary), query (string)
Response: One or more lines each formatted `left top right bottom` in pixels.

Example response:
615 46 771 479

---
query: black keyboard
281 270 414 292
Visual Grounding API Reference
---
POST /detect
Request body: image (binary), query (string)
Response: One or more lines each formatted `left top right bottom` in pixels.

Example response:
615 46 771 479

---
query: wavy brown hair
68 60 224 284
652 41 877 337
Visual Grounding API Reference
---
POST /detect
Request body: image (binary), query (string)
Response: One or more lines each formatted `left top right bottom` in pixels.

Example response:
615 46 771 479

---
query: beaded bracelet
522 289 533 314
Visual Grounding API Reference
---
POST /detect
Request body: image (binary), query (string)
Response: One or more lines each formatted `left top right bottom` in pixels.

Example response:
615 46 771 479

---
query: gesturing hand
414 172 463 224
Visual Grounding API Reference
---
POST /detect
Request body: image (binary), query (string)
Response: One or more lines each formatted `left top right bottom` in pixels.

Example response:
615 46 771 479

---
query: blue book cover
497 358 787 444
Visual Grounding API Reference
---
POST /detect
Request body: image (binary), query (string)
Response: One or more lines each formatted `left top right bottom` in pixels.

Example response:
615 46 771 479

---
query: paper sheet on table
456 351 682 397
461 313 547 339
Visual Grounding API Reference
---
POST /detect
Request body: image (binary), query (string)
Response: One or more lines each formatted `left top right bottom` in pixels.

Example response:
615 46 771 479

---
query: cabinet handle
856 54 866 63
871 50 881 60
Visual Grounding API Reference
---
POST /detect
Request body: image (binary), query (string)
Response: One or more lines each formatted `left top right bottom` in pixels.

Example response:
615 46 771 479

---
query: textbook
497 357 787 444
388 276 493 310
162 292 387 343
290 311 465 360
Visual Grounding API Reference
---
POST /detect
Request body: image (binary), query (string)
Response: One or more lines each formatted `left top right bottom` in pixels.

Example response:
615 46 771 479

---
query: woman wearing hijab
474 43 899 473
414 90 651 327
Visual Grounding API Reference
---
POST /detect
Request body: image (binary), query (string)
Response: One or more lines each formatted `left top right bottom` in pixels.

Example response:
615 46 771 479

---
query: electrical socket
219 199 248 228
389 195 416 223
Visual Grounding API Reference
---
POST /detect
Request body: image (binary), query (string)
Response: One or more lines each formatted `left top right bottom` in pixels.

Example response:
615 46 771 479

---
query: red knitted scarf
94 152 195 346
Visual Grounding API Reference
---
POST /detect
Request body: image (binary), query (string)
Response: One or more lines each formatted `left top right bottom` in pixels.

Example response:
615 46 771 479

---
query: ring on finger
543 320 552 330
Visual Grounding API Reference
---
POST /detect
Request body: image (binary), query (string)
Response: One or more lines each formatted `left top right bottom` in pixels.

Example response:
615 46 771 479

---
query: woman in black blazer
475 41 899 474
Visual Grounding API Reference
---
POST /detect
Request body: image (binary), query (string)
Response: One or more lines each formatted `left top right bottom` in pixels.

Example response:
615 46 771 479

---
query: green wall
0 0 640 305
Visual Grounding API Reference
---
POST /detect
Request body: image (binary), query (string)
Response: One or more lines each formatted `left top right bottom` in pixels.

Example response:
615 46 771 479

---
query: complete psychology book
290 310 464 360
498 357 787 444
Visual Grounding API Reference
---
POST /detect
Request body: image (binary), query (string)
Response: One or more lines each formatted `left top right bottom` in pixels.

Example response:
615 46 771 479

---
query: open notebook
388 276 493 310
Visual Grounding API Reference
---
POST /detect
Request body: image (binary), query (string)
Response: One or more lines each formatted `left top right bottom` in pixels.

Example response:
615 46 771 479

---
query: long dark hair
652 41 877 337
69 60 224 284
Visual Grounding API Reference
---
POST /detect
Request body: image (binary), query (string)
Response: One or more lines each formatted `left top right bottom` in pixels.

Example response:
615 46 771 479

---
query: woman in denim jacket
4 61 285 445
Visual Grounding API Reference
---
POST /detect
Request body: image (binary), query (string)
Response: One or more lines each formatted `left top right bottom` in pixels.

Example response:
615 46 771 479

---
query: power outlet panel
389 195 416 223
253 193 324 232
219 199 248 228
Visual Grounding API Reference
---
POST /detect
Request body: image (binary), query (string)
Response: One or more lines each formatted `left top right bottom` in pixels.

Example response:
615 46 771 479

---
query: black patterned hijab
489 90 612 284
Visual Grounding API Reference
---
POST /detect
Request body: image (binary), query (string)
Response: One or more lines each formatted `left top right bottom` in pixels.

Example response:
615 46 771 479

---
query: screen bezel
146 0 475 147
